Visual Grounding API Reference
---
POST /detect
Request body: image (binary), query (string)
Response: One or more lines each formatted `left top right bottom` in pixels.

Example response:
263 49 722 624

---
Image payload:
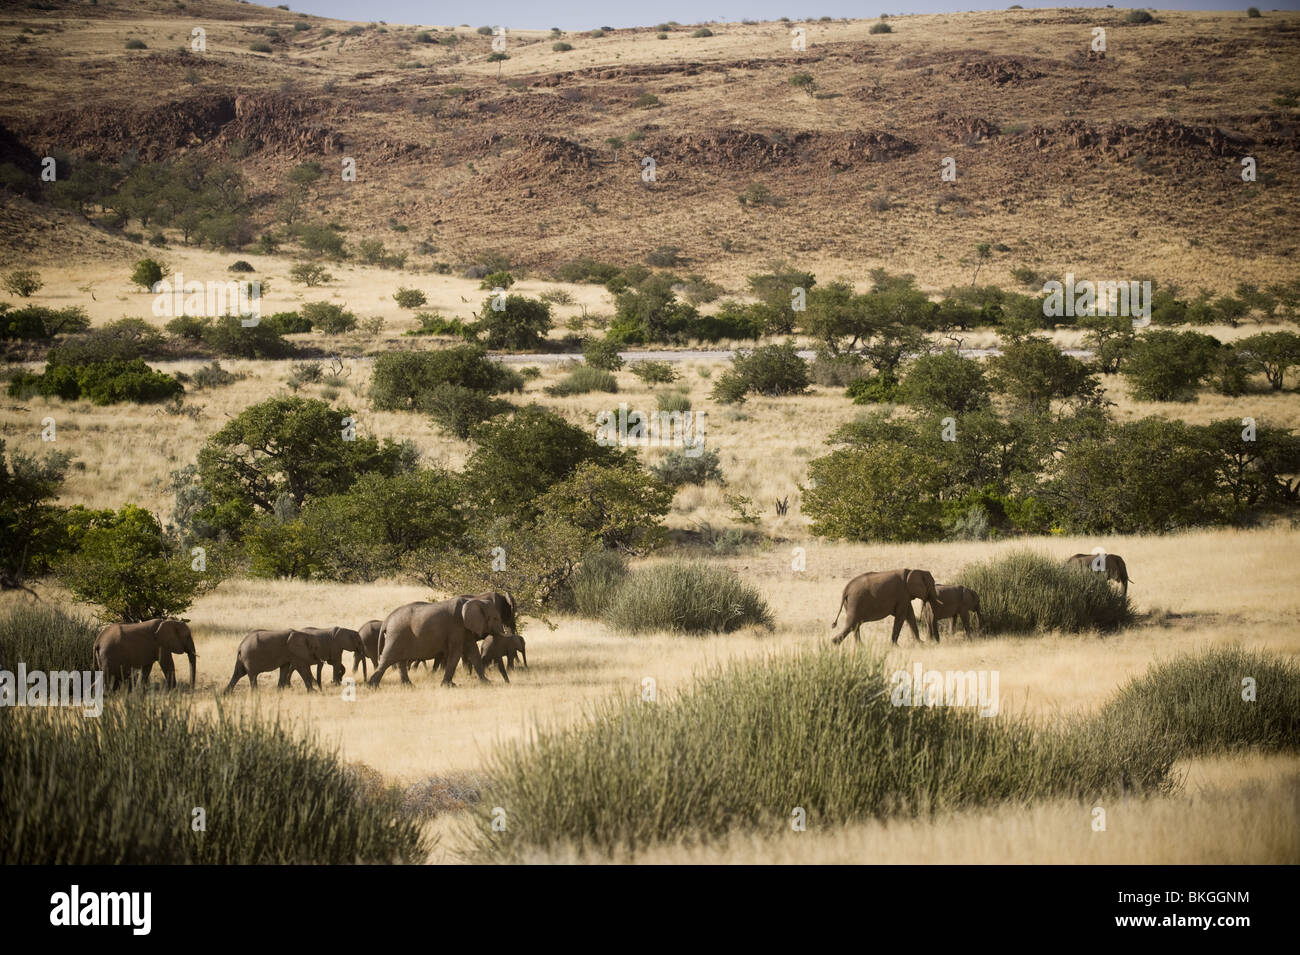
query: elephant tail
832 587 848 627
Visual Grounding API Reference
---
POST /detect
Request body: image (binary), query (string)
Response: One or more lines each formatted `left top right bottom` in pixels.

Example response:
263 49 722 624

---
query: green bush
956 550 1132 634
191 360 241 390
480 270 515 291
603 560 771 634
582 337 624 371
201 314 296 358
263 311 313 335
804 443 945 541
408 312 472 338
1126 10 1154 24
369 346 521 410
553 41 573 51
713 342 809 402
846 372 901 404
9 359 183 406
630 360 679 386
649 446 723 487
125 38 147 50
475 295 552 350
691 27 713 37
538 460 672 552
47 319 166 364
393 287 427 309
250 41 274 53
1094 647 1300 756
468 649 1174 858
300 301 357 334
1 695 426 863
899 352 989 413
809 347 866 387
0 604 96 673
422 383 514 439
656 390 691 413
0 304 89 340
289 262 331 286
1123 330 1221 401
988 337 1098 411
869 21 892 33
2 269 43 297
130 257 167 290
296 223 345 257
545 365 619 396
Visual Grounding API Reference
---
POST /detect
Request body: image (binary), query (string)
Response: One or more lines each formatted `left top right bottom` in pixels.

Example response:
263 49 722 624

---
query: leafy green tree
803 443 946 541
1123 330 1221 401
1077 313 1135 374
536 460 672 553
422 384 515 439
1236 331 1300 391
713 342 809 400
898 351 989 413
3 270 43 298
0 304 89 340
607 276 699 344
131 258 167 290
0 440 72 591
200 315 296 359
1197 419 1300 510
57 505 218 621
299 302 356 334
582 336 625 371
474 295 552 350
369 347 521 410
988 337 1099 411
195 396 411 535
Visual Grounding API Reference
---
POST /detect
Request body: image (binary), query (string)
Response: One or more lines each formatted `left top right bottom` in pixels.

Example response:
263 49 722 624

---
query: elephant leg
314 662 323 688
901 604 922 643
441 644 463 687
463 639 489 684
277 664 293 689
224 658 247 694
960 611 971 638
139 660 155 689
331 663 345 685
295 664 315 691
368 662 391 687
398 661 411 685
159 654 176 690
830 616 855 645
889 612 906 645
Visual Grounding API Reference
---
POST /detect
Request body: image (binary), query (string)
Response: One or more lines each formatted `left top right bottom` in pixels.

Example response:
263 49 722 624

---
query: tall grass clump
544 365 619 396
0 695 428 864
956 549 1132 634
603 560 771 633
565 548 629 618
0 604 97 673
1092 647 1300 756
467 649 1175 859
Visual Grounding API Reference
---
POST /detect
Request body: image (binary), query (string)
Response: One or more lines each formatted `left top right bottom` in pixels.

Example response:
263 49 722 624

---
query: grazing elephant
279 626 366 687
1065 553 1131 597
920 585 983 640
368 593 514 687
831 568 941 645
224 629 327 693
93 618 196 691
353 619 383 676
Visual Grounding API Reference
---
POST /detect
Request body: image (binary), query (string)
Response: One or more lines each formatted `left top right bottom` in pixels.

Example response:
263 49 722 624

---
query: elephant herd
828 554 1131 645
88 554 1132 692
90 591 525 694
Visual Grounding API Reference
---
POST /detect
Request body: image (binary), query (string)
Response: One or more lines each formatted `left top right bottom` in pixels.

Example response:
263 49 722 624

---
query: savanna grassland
1 2 1299 867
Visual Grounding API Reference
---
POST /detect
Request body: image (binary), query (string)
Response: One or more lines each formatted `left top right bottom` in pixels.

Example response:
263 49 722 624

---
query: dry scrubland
2 2 1299 865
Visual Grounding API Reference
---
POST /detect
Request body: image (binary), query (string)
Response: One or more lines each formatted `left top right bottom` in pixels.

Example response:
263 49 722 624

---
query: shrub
846 372 901 404
630 360 679 386
477 25 494 35
538 460 673 552
130 257 167 290
409 313 472 338
48 319 166 365
869 21 892 33
250 41 273 53
1126 10 1154 24
296 223 345 257
475 295 552 350
1 695 426 863
300 302 357 334
804 443 945 541
691 28 713 37
125 38 147 49
0 304 89 340
369 347 521 410
422 384 514 439
2 269 42 298
191 360 241 390
1123 330 1220 401
956 550 1132 634
553 41 573 51
1247 6 1261 16
202 315 296 358
468 649 1174 858
1236 331 1300 391
565 549 629 618
0 604 96 673
715 342 809 401
227 260 255 273
604 561 770 634
1093 648 1300 756
263 311 313 335
582 337 624 371
899 351 989 413
57 505 217 620
480 271 515 291
9 359 183 406
544 365 619 396
656 390 691 413
289 262 332 286
650 446 723 487
393 287 427 309
634 92 661 108
988 337 1099 411
809 347 866 387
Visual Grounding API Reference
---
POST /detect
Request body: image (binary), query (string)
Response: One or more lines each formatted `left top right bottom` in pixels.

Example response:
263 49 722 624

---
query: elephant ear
460 598 490 636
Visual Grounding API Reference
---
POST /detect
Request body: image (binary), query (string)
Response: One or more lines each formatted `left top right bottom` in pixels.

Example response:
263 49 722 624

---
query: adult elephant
920 585 983 640
368 593 514 687
224 629 327 693
831 568 941 645
93 618 196 691
279 626 367 687
1065 553 1132 597
353 619 383 677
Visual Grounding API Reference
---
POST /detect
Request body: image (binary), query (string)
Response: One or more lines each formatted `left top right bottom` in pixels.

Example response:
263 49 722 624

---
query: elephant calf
279 626 367 687
921 585 983 640
831 568 942 645
1065 553 1132 597
353 619 383 677
225 629 326 693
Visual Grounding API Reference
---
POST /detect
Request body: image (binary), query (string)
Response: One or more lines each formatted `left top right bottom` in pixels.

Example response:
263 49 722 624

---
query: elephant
430 629 526 682
93 618 196 691
224 629 327 693
368 593 515 687
352 619 383 676
920 585 983 640
830 568 941 645
278 626 366 687
1065 553 1132 597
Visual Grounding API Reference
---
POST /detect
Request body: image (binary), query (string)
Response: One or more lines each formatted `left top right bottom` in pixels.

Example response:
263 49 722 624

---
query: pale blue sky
287 1 1300 32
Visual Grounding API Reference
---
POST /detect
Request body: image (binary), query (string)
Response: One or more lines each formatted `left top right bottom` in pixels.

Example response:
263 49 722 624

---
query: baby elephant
225 629 326 693
1065 553 1132 597
278 626 366 687
921 585 983 641
353 619 383 677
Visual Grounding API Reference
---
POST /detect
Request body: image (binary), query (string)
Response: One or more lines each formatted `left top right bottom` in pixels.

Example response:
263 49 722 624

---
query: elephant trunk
355 649 368 681
186 650 197 689
519 640 527 669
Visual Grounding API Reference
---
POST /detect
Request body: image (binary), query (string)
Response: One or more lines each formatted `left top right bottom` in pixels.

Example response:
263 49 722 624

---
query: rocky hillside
1 0 1297 291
